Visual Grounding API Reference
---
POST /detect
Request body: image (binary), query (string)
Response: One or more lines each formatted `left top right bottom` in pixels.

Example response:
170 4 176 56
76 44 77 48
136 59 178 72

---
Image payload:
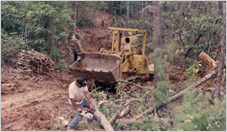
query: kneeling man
68 76 95 130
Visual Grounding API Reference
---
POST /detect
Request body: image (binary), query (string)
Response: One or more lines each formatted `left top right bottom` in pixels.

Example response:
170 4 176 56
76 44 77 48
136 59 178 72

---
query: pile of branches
13 50 56 75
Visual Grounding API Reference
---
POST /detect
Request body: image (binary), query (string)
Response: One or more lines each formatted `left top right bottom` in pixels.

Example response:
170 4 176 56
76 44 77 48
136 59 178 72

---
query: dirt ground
1 65 73 131
1 10 111 131
1 64 104 131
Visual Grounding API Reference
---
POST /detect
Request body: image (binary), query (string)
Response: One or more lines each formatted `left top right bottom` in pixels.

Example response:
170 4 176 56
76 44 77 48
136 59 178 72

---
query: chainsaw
79 109 94 119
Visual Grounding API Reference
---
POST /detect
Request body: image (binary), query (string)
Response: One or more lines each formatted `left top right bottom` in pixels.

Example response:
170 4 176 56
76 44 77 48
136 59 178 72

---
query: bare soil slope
1 66 73 131
79 11 112 52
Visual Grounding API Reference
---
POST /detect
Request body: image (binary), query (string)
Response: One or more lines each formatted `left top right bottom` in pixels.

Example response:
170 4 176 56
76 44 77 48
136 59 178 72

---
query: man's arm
84 91 92 104
77 42 82 52
69 98 82 112
84 91 94 109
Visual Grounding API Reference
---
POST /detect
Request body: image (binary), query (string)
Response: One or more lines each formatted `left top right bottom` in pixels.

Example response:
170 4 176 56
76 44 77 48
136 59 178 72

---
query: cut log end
199 52 219 70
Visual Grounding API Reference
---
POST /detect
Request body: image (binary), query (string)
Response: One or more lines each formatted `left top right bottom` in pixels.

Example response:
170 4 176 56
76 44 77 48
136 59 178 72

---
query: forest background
1 1 226 131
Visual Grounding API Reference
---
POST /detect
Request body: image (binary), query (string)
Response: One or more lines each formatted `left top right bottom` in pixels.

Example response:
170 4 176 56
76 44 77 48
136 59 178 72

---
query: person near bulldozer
121 37 131 53
67 76 95 131
71 29 82 62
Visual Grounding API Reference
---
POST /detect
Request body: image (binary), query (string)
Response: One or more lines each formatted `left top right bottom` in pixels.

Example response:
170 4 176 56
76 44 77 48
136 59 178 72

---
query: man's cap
76 76 86 87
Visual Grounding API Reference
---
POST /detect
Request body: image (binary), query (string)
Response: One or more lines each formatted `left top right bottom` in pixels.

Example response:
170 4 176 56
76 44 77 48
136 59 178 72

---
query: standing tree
126 1 130 22
72 1 78 28
119 1 123 15
153 1 164 49
153 1 168 105
214 1 226 99
108 1 113 14
141 1 144 17
153 1 164 82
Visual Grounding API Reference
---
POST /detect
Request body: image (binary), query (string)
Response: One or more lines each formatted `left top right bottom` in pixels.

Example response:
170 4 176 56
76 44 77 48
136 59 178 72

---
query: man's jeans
68 99 95 130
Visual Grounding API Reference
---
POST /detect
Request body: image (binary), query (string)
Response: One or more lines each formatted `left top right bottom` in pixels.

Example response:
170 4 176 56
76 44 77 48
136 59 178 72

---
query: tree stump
199 51 219 70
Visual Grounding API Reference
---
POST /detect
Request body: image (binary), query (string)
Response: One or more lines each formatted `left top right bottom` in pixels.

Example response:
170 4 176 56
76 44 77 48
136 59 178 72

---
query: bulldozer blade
69 52 121 83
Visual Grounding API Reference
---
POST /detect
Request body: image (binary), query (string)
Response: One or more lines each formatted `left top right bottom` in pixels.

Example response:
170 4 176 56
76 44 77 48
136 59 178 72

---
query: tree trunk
126 1 130 22
72 1 78 28
108 1 113 14
141 1 144 17
92 100 114 131
153 1 164 82
119 2 122 15
153 1 164 49
214 1 226 99
76 2 79 22
136 69 219 119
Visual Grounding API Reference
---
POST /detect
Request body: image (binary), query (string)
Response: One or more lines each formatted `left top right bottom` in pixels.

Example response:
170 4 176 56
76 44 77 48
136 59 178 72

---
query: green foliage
95 2 108 11
111 2 141 17
163 1 221 61
118 1 223 70
98 104 114 119
152 49 169 80
51 123 65 131
50 48 59 59
150 48 171 105
76 2 95 27
128 2 141 18
154 81 170 104
141 5 153 17
1 1 74 62
1 30 26 63
186 61 202 79
77 13 95 27
93 91 118 119
173 89 226 131
24 2 73 52
92 91 107 101
115 115 168 131
57 59 67 71
164 43 182 63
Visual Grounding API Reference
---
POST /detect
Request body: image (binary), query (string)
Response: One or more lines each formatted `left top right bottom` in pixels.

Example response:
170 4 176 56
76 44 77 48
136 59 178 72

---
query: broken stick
135 69 219 120
110 106 130 125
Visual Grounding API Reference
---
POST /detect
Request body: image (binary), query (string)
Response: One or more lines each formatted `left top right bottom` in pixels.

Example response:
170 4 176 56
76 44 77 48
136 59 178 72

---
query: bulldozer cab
69 27 154 83
108 27 147 57
107 27 153 77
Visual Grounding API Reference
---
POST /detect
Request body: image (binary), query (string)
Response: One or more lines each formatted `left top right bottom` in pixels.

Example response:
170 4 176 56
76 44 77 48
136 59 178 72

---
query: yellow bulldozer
69 27 154 83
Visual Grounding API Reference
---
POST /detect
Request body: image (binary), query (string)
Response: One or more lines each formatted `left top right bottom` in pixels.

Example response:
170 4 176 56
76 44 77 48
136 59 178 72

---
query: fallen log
92 100 114 131
135 69 219 120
